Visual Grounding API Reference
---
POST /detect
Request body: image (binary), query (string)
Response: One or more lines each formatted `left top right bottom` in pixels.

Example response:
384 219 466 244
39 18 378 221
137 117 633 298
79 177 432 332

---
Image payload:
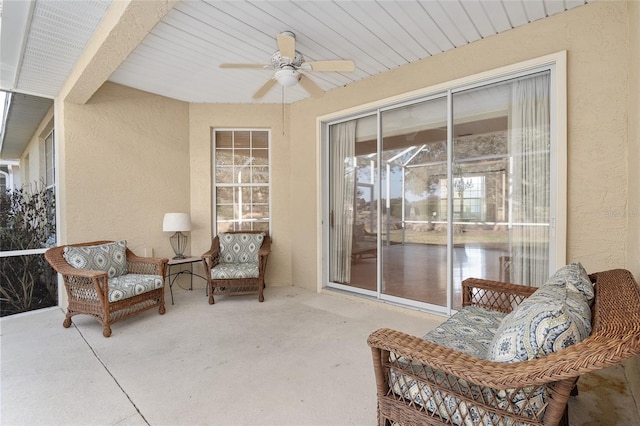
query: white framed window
212 129 270 234
43 129 55 188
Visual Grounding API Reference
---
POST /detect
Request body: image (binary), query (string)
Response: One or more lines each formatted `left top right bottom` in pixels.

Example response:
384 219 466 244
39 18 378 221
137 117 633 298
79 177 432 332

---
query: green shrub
0 183 57 316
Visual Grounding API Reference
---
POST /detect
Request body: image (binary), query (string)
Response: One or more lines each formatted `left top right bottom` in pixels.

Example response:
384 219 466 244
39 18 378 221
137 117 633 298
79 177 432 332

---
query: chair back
219 232 265 264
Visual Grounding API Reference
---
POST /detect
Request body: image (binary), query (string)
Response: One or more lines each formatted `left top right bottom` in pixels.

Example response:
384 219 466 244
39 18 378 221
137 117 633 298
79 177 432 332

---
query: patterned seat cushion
107 274 163 302
423 306 506 359
218 233 265 264
211 262 259 279
64 240 127 278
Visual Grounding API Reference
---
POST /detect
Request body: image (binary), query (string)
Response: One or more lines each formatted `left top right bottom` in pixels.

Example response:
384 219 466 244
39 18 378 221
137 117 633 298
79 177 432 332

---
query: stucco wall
58 82 189 259
624 0 640 408
189 103 293 287
287 0 634 292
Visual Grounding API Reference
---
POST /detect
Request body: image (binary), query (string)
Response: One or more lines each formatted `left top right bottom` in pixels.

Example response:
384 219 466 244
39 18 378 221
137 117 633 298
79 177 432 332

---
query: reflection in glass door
328 116 379 294
451 72 551 308
380 97 449 308
326 68 554 313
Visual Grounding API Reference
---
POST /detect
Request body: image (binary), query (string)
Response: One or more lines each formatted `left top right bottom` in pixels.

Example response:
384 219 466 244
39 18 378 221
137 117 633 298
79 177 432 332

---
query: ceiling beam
61 0 179 104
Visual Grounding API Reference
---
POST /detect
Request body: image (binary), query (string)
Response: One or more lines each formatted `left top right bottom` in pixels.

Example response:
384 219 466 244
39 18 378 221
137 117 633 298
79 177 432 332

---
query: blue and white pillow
219 233 265 264
64 240 128 278
488 277 592 363
542 262 594 305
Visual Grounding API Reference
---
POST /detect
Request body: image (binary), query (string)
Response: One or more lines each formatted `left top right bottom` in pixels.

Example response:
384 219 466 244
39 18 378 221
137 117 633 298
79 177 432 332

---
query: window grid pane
214 130 270 232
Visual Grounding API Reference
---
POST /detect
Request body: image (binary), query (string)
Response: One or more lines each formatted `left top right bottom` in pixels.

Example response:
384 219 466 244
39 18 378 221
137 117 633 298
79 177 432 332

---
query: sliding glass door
326 67 556 313
380 97 449 306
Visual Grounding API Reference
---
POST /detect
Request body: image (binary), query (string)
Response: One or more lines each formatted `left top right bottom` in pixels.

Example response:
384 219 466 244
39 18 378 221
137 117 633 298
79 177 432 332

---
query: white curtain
329 121 357 283
508 73 550 286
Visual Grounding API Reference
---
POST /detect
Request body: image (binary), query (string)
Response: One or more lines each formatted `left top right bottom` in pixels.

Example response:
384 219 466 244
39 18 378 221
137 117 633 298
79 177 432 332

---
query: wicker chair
368 268 640 426
45 241 167 337
201 231 271 304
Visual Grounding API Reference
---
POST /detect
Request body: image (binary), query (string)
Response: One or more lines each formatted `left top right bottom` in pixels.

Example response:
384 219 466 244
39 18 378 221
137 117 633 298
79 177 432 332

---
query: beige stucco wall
57 82 189 259
624 0 640 406
188 103 292 287
627 0 640 287
285 0 635 292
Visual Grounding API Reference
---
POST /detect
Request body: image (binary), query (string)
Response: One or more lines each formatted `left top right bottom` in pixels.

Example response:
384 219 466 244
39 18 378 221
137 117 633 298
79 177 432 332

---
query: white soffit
0 0 112 98
0 93 52 159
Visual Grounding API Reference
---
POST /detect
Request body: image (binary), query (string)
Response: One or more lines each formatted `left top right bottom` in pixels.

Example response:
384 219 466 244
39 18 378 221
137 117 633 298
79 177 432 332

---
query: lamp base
169 231 188 259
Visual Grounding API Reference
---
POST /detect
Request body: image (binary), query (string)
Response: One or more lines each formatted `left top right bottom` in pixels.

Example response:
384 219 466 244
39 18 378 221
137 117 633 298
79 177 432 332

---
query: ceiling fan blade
220 63 267 69
303 60 355 72
298 74 324 98
277 32 296 61
252 78 277 99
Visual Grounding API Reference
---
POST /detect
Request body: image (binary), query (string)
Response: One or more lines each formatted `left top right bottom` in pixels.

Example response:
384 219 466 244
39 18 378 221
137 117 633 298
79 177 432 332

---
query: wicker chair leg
103 326 112 338
63 317 72 328
209 294 215 304
159 305 166 315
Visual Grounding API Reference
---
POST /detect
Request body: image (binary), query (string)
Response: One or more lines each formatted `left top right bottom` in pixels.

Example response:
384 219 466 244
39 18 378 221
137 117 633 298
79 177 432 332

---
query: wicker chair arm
259 236 271 257
126 252 168 275
45 254 107 278
369 321 640 390
462 277 538 313
368 328 536 389
201 238 220 270
56 265 109 280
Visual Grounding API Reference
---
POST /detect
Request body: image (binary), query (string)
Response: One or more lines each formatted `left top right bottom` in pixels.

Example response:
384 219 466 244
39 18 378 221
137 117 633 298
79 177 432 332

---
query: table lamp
163 213 191 259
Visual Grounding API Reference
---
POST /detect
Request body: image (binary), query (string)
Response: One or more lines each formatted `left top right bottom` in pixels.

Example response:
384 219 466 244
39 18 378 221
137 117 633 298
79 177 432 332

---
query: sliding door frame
319 51 566 315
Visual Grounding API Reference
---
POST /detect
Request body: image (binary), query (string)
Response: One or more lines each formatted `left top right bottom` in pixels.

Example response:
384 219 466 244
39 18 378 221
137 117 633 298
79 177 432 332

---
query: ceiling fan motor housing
270 50 305 68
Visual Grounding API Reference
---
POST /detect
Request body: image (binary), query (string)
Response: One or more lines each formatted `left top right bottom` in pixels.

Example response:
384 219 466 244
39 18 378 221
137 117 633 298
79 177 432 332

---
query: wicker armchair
45 241 167 337
368 269 640 426
201 231 271 304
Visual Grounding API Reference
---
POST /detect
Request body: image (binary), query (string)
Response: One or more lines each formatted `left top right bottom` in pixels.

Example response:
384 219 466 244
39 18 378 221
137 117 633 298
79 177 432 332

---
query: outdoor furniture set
45 231 271 337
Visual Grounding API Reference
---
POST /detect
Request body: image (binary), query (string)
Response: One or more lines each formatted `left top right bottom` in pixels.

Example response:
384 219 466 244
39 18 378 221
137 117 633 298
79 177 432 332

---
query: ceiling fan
220 31 355 99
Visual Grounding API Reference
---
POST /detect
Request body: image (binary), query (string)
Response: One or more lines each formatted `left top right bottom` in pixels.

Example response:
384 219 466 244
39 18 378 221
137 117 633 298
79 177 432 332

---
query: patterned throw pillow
488 283 592 363
541 262 594 305
63 240 128 278
219 233 265 264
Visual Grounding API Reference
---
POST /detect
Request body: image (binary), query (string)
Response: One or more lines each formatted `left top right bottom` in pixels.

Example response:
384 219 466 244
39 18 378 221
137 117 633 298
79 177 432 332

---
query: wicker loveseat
45 240 167 337
368 266 640 426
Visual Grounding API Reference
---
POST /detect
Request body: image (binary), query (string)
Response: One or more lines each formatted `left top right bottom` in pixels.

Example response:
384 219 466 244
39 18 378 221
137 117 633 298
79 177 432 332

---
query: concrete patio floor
1 285 638 425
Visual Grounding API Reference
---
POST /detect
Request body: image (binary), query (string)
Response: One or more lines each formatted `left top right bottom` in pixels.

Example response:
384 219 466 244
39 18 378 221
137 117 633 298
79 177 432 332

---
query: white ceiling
3 0 592 105
1 0 592 158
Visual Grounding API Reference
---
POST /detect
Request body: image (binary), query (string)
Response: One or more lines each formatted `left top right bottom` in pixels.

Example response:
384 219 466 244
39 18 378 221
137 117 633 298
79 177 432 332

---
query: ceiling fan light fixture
275 68 300 87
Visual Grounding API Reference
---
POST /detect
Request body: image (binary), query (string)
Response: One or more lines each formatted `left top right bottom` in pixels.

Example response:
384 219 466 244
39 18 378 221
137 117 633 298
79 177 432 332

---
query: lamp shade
163 213 191 232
